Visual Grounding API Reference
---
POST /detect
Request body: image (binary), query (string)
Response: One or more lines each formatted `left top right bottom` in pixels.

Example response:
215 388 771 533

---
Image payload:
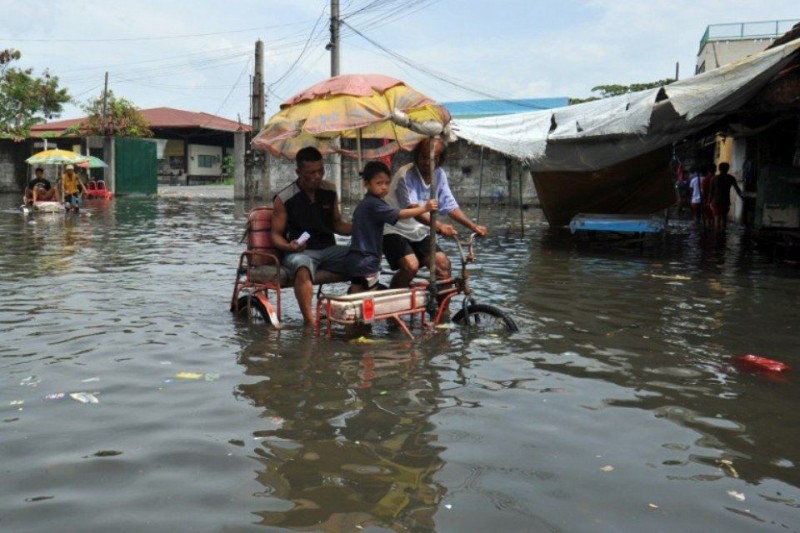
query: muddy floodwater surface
1 192 799 532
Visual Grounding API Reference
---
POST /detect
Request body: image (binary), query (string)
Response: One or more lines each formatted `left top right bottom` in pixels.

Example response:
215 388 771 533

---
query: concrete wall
0 139 27 193
187 144 222 176
696 39 774 73
263 139 538 207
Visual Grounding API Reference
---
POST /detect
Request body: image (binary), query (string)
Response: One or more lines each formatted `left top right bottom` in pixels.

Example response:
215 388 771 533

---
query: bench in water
569 213 665 234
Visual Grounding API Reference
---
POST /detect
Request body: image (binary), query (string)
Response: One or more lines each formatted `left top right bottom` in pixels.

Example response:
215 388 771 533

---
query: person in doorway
700 163 715 227
382 136 488 288
25 167 57 203
271 146 352 323
708 162 743 231
59 164 87 209
688 166 703 223
346 161 438 293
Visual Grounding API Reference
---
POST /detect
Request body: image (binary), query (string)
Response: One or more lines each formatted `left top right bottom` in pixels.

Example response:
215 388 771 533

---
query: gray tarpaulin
451 40 800 225
453 40 800 172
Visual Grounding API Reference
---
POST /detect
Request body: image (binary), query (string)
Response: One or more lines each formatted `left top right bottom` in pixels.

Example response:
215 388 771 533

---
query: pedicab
231 73 518 337
77 156 114 200
23 149 90 214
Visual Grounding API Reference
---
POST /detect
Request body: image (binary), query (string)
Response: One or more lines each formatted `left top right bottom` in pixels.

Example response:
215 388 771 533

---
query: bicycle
314 233 518 338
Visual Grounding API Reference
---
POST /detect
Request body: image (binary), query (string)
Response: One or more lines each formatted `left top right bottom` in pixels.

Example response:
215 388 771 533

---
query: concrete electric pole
329 0 342 201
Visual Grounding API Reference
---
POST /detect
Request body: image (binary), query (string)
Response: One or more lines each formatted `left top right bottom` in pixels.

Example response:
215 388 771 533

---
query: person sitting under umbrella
25 167 58 204
271 146 352 323
59 164 87 209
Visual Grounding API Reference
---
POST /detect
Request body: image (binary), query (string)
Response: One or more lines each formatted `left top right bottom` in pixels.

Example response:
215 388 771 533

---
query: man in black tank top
271 147 352 322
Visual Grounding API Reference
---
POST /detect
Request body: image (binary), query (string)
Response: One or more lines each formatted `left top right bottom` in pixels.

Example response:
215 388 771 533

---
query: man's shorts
382 234 442 270
282 245 349 281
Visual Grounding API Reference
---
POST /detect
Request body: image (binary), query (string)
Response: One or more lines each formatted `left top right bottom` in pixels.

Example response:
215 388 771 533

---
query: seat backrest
246 206 281 266
96 180 107 190
87 180 98 190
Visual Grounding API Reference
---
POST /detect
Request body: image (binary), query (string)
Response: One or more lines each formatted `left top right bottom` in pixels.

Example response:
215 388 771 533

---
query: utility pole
101 71 114 193
243 40 267 200
252 40 265 133
101 72 109 135
329 0 342 200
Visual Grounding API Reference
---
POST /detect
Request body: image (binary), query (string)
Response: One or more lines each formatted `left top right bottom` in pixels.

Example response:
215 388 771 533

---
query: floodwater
1 191 799 532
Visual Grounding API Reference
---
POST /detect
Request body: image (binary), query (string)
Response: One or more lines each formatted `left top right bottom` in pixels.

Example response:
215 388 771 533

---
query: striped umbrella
75 156 108 168
26 149 90 165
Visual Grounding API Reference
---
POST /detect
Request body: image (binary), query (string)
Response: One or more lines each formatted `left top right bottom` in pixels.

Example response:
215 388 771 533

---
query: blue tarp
444 97 569 118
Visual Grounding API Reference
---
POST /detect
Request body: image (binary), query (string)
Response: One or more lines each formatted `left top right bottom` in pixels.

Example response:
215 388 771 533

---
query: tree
0 48 71 139
569 78 675 105
79 90 153 137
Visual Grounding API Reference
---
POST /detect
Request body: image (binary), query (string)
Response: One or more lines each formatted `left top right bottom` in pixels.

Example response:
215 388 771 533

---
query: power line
341 19 550 109
267 4 328 91
1 21 311 43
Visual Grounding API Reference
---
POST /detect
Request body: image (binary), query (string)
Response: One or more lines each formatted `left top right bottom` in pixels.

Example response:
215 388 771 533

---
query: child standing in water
346 161 438 293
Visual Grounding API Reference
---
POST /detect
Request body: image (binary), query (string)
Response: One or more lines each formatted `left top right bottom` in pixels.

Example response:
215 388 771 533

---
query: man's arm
447 208 488 236
732 176 743 197
271 197 305 253
333 198 352 235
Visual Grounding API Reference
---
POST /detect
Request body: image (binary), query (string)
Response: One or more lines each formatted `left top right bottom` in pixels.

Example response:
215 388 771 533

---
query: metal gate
115 138 157 195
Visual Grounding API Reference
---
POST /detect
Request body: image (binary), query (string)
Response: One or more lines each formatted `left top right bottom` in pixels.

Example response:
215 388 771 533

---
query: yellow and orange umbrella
252 73 451 161
25 149 90 165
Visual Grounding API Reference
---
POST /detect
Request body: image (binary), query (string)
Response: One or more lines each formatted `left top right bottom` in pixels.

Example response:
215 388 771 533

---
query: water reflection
236 333 446 530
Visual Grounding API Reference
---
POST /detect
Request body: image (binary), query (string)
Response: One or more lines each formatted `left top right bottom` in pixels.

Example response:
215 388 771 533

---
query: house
696 18 800 73
29 107 250 189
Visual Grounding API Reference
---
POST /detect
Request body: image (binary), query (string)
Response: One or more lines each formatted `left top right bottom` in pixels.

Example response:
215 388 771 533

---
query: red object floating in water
735 354 791 373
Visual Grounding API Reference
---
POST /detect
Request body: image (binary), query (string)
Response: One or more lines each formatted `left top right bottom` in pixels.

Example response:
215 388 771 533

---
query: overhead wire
340 19 550 110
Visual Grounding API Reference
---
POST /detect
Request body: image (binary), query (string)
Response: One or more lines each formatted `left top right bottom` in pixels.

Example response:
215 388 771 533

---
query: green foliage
222 154 234 176
0 48 71 139
569 78 675 105
82 90 153 137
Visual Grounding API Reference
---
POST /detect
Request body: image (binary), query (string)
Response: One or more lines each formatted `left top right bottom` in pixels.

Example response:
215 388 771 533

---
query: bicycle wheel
235 295 271 324
452 303 518 333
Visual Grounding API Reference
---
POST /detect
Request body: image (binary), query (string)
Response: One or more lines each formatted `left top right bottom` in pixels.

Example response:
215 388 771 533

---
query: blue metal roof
444 97 569 118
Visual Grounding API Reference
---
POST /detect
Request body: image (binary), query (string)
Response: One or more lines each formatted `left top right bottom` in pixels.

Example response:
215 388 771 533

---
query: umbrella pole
477 146 484 224
519 162 525 236
428 136 437 308
356 128 363 174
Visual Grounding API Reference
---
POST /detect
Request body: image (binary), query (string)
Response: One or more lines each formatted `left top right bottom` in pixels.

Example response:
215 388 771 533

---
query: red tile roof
31 107 251 136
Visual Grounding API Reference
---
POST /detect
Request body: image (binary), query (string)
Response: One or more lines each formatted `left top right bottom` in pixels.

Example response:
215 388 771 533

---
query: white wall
187 144 222 176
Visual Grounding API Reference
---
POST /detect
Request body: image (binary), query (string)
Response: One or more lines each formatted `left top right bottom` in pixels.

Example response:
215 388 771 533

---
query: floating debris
727 490 745 502
648 274 691 281
19 376 41 387
349 336 386 344
175 372 220 381
45 393 67 401
69 392 99 404
718 459 740 478
600 465 615 472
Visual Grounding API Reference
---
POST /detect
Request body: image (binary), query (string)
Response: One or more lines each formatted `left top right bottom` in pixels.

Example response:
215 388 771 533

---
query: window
198 154 214 168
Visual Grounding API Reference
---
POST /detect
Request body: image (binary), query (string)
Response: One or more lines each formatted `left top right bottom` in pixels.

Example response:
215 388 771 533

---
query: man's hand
437 223 458 238
472 224 489 237
287 240 307 253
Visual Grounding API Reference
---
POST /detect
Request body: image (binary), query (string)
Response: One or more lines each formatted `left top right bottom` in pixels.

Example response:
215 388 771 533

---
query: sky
1 0 798 123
